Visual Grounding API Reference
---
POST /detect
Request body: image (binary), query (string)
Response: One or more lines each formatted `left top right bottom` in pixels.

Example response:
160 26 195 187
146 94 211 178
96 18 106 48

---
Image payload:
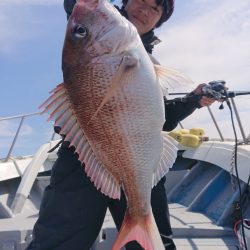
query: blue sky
0 0 250 158
0 0 66 157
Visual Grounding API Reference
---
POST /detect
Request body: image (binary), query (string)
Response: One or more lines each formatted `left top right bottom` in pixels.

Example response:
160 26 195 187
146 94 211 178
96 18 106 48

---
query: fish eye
74 25 88 38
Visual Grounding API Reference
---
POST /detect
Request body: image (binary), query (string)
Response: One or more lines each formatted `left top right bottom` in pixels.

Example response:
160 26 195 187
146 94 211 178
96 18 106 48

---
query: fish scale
39 0 191 248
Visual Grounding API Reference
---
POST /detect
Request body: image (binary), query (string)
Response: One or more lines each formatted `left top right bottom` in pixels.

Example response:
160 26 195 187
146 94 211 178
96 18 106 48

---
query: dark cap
156 0 174 27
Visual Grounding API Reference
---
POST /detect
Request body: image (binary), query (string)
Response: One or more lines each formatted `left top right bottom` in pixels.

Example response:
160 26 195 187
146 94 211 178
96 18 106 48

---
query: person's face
125 0 163 35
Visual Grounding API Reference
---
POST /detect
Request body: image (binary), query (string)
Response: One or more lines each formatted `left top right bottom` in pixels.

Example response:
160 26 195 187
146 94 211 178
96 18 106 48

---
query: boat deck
0 141 249 249
90 202 239 249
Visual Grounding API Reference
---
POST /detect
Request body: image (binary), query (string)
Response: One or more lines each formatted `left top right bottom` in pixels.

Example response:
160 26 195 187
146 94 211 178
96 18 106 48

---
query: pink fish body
40 0 189 248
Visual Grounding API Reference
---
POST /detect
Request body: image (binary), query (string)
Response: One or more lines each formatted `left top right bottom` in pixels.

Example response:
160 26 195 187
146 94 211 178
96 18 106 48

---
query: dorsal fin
40 83 121 199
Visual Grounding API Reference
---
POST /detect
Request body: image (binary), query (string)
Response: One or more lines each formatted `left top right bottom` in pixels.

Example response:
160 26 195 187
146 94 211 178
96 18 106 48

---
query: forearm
163 100 199 131
162 83 217 131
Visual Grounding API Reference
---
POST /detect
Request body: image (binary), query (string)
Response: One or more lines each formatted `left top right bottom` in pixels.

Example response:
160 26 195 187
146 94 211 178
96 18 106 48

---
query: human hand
191 84 215 107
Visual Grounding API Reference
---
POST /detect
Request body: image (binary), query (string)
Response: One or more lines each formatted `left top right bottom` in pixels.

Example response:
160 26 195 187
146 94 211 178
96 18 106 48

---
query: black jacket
63 0 200 132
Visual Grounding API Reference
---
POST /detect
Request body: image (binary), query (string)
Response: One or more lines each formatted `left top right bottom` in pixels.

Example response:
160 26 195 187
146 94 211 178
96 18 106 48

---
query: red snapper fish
40 0 190 249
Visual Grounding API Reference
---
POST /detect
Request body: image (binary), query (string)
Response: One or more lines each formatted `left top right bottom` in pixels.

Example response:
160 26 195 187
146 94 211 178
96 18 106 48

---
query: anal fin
152 131 178 187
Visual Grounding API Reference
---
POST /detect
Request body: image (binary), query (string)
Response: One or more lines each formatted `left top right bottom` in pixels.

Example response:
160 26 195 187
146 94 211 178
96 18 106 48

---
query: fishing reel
165 80 228 107
166 79 250 109
201 80 227 101
201 80 229 109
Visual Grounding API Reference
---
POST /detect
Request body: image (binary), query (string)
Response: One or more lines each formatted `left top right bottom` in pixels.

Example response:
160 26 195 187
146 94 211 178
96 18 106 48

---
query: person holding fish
27 0 216 249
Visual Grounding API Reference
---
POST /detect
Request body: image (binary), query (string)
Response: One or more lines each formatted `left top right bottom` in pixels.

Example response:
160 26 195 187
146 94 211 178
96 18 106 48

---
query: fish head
62 0 140 76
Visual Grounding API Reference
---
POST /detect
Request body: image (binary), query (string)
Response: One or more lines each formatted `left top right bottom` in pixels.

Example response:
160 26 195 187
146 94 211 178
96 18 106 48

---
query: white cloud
1 0 249 146
155 0 250 90
0 120 34 137
0 0 61 7
0 117 55 157
0 0 63 55
153 0 250 140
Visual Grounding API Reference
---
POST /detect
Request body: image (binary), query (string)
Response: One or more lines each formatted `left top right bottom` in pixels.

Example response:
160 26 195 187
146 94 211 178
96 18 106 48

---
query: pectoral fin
154 65 193 96
88 52 139 124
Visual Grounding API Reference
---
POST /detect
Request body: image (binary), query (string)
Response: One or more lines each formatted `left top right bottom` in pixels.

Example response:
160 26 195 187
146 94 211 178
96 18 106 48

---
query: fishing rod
167 80 250 108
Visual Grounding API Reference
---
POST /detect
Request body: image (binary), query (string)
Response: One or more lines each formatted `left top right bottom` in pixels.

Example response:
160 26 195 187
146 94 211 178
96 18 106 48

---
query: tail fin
112 210 164 250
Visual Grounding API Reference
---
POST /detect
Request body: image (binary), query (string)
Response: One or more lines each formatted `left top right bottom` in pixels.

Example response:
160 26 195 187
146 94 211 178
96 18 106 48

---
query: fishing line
226 99 249 250
245 174 250 200
169 81 250 248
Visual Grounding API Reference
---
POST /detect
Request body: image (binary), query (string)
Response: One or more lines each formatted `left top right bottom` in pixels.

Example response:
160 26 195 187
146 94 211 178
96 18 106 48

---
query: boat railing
180 96 250 144
230 98 248 142
0 112 57 162
0 97 249 161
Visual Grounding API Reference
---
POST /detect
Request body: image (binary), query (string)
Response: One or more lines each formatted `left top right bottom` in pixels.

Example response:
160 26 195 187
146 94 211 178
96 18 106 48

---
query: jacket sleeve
163 98 200 131
64 0 76 19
